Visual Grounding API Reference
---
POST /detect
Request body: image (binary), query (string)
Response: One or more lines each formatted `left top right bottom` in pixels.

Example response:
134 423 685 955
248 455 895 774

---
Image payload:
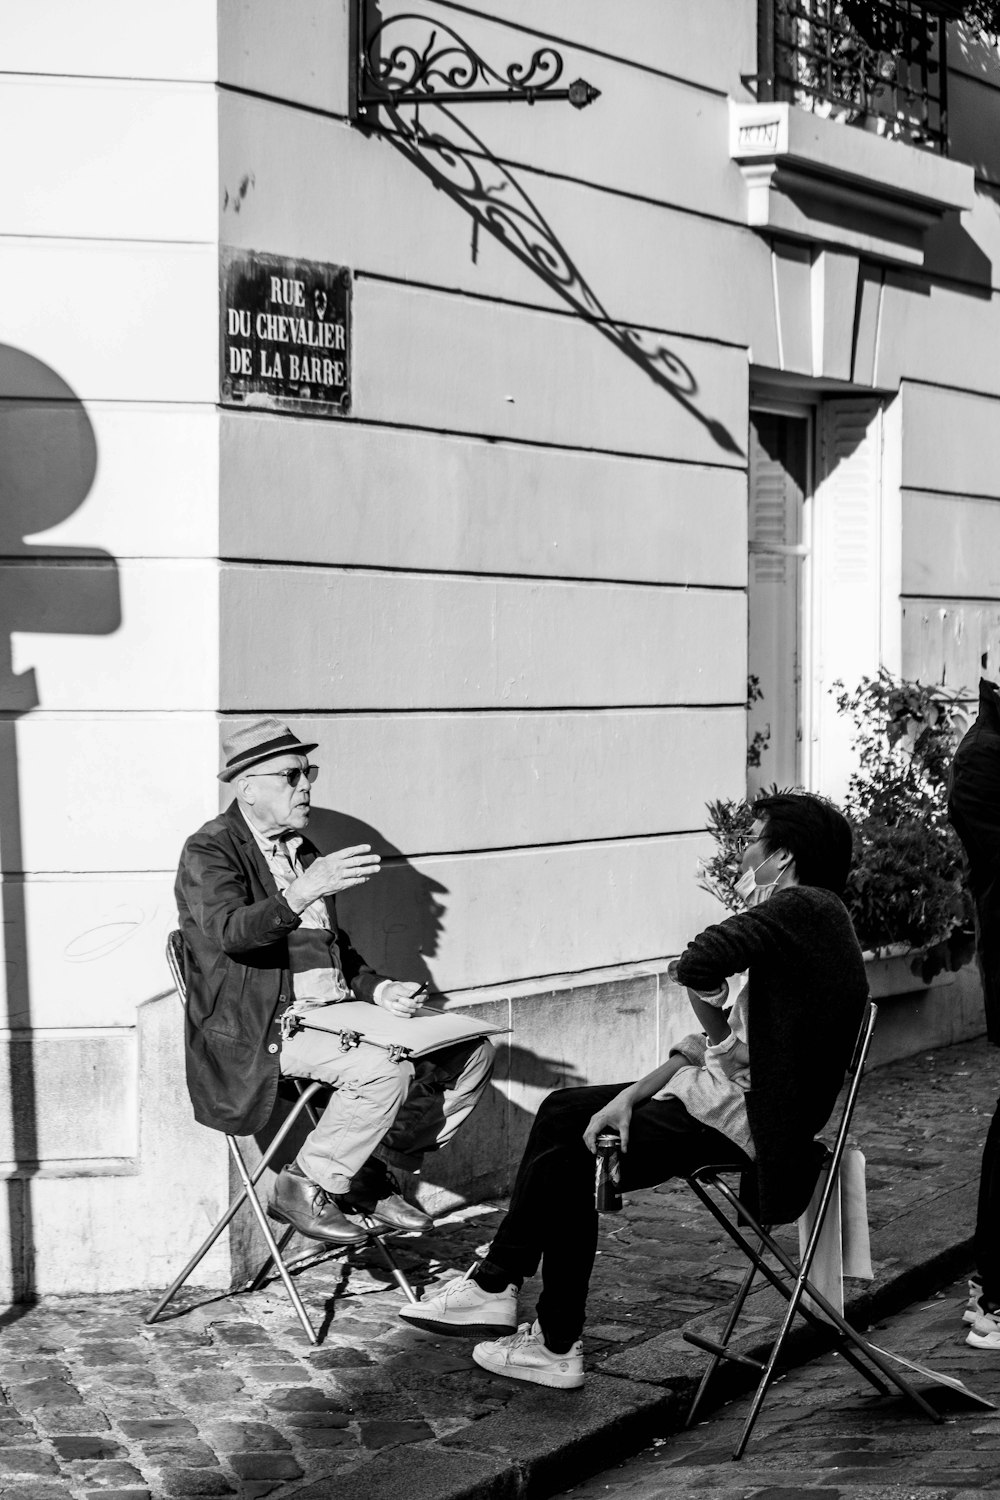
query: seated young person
399 793 868 1389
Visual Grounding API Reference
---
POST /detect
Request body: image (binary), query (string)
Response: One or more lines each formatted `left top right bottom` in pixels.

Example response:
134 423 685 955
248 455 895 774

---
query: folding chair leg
359 1219 420 1305
145 1162 254 1325
732 1259 894 1462
686 1250 761 1427
688 1176 940 1457
246 1224 296 1294
719 1227 894 1458
146 1082 328 1329
688 1179 878 1386
740 1221 935 1419
227 1138 318 1345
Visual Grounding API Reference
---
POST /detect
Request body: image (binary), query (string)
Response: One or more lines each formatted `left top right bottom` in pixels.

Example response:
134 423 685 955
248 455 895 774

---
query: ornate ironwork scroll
352 1 599 118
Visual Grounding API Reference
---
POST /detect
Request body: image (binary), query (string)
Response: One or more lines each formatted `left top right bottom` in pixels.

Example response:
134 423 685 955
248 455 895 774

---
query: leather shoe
339 1160 433 1233
267 1163 369 1246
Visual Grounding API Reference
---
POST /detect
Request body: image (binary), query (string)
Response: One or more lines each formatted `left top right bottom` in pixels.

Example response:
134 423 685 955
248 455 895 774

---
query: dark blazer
948 677 1000 1044
175 800 382 1135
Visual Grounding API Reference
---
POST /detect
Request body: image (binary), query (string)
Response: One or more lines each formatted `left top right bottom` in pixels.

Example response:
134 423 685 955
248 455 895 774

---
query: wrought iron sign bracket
350 0 600 123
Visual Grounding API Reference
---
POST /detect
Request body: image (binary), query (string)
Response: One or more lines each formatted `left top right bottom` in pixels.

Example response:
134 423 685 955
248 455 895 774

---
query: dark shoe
339 1159 433 1234
267 1163 369 1246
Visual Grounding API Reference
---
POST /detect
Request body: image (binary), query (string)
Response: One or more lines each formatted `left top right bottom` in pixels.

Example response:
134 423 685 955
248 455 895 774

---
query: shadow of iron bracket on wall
349 0 600 123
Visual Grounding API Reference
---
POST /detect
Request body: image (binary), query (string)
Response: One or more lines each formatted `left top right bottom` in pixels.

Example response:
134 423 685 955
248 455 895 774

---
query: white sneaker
964 1275 988 1325
473 1320 584 1389
967 1304 1000 1349
399 1267 518 1336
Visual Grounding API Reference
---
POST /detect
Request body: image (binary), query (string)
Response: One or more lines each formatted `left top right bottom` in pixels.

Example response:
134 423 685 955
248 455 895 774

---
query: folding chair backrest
847 996 877 1082
796 998 877 1282
166 929 187 1003
826 997 877 1177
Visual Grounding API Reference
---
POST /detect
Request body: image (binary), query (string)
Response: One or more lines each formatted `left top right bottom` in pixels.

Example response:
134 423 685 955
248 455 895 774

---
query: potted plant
699 671 975 984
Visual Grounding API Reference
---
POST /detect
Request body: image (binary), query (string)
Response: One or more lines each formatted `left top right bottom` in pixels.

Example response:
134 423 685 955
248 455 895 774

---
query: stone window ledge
730 101 975 266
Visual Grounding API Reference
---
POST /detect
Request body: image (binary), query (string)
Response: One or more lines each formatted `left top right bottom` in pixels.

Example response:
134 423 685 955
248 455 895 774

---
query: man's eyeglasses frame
242 765 319 788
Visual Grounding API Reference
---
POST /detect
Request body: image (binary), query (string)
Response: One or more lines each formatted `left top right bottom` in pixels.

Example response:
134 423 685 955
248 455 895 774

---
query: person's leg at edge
478 1089 749 1356
968 887 1000 1336
975 1095 1000 1309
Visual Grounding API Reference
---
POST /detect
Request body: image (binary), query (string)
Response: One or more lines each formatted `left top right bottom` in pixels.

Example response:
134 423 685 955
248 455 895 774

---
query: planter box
865 951 985 1069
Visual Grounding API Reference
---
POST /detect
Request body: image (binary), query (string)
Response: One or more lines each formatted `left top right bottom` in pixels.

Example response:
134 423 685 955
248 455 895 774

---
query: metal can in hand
594 1130 622 1213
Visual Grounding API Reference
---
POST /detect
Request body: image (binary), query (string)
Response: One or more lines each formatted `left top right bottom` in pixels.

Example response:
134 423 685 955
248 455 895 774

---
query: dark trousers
976 1093 1000 1305
485 1083 751 1350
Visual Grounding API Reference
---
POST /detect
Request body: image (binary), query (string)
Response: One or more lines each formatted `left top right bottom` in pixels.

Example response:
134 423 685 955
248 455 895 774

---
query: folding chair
146 931 418 1345
681 998 964 1458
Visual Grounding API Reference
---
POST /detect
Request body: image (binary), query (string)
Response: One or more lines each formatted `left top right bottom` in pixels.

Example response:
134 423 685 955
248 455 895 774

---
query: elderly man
176 717 494 1246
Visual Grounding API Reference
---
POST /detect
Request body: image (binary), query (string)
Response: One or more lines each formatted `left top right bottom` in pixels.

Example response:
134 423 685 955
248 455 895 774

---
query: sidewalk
0 1037 995 1500
557 1272 1000 1498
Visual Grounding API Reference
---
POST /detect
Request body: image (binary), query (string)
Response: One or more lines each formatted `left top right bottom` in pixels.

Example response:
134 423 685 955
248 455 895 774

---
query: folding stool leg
146 1083 327 1331
357 1218 420 1304
226 1136 318 1344
246 1224 296 1293
687 1174 940 1458
685 1249 761 1427
690 1178 899 1396
719 1192 919 1405
145 1163 253 1326
735 1229 939 1458
710 1181 890 1394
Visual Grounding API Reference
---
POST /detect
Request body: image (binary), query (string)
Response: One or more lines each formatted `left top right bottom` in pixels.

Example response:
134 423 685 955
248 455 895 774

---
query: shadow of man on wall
308 807 445 985
0 345 121 1312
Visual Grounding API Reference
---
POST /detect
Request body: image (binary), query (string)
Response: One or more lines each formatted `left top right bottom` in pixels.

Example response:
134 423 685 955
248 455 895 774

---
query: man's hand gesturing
285 845 381 913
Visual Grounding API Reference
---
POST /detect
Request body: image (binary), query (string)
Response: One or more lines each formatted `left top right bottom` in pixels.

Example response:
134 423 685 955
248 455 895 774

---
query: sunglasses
243 765 319 788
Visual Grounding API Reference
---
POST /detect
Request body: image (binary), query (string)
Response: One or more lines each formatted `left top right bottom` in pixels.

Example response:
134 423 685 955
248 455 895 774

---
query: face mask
735 852 788 909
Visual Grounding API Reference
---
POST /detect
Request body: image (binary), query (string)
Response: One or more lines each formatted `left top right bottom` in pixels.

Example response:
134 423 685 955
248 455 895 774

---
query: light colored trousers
279 1024 495 1194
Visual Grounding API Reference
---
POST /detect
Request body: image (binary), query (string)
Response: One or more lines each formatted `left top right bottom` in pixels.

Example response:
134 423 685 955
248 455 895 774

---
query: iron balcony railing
756 0 950 153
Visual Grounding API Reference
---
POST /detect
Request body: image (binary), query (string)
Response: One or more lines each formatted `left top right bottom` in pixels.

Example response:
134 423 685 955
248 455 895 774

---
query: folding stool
145 931 418 1345
680 999 984 1458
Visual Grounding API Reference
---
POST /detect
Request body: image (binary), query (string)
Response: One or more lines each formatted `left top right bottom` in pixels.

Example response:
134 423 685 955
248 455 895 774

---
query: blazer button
267 1042 279 1054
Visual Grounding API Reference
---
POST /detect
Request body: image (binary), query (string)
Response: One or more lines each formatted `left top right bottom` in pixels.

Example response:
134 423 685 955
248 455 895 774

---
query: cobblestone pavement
0 1038 996 1500
556 1274 1000 1500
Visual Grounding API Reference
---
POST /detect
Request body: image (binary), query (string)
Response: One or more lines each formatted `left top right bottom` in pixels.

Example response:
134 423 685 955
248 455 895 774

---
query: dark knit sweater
675 885 868 1224
948 678 1000 1043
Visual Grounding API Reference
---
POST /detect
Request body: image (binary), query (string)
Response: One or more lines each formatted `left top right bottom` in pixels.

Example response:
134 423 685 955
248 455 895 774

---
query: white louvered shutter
747 413 808 795
812 399 883 801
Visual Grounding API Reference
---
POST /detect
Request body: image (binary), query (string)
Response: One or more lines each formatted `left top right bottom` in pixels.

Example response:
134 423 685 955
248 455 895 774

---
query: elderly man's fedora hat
219 717 318 783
